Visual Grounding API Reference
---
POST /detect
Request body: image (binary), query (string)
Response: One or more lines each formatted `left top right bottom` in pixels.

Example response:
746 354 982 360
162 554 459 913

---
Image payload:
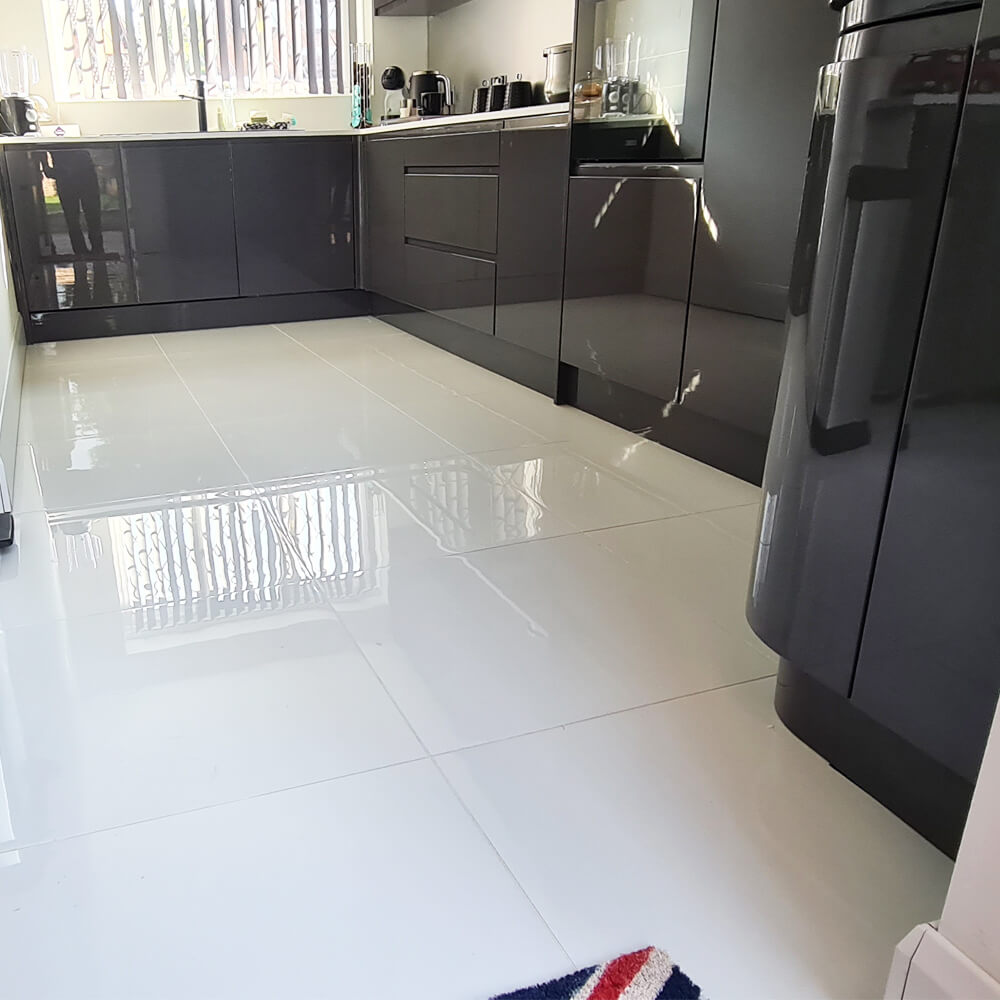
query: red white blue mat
491 946 702 1000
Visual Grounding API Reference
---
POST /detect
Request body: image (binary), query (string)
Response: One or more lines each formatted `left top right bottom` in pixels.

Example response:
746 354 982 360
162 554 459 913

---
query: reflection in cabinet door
4 144 136 311
561 175 697 402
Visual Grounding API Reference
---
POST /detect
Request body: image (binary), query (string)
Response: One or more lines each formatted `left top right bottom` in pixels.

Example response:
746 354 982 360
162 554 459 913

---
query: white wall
372 16 429 116
0 0 355 133
427 0 574 115
0 218 25 514
938 701 1000 983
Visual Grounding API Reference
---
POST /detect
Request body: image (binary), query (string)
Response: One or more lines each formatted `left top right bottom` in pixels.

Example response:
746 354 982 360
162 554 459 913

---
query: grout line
151 334 254 487
430 672 778 759
428 752 576 966
0 753 430 859
272 323 567 470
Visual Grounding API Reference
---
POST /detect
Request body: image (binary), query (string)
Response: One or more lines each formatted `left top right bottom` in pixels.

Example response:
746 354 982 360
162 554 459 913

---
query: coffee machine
0 49 41 136
409 70 454 117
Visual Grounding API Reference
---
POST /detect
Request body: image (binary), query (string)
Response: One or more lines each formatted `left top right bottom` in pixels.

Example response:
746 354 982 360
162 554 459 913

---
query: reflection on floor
0 318 952 999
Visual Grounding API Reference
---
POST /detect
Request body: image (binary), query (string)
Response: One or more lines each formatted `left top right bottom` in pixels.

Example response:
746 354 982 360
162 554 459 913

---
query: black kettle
409 70 454 115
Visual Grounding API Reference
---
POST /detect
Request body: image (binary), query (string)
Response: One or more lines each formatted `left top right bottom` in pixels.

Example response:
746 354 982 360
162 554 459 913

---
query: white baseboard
0 311 25 515
886 924 1000 1000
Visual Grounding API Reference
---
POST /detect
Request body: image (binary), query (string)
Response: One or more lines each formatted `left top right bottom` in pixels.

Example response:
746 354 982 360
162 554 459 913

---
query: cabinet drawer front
400 130 500 168
404 173 498 253
403 243 495 336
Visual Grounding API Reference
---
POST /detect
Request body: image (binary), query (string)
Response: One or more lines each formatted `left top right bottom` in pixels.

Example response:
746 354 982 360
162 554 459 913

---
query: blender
0 49 41 135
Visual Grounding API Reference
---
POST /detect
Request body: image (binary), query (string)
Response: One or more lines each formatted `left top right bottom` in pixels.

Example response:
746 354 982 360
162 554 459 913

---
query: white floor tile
563 420 762 513
0 587 423 849
275 315 405 344
4 319 949 999
257 471 450 582
13 429 246 512
155 324 299 361
0 761 571 1000
376 456 578 555
27 334 164 368
438 679 953 1000
588 513 774 658
377 335 508 395
476 443 687 531
211 397 459 483
11 446 43 514
332 533 775 753
0 494 301 630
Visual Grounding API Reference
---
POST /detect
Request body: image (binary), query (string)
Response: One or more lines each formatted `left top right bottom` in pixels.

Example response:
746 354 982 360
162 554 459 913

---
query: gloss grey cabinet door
122 141 239 304
561 175 697 401
232 137 355 296
4 144 136 311
495 125 569 360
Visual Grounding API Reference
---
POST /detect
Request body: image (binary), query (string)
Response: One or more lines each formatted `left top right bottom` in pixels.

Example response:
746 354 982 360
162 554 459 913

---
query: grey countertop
0 103 570 145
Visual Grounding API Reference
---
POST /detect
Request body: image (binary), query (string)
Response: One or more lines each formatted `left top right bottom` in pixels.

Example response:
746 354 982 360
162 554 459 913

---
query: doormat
491 946 702 999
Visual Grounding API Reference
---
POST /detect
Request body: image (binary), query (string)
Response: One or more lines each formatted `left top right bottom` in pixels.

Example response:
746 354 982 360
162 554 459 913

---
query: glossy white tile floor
1 319 952 999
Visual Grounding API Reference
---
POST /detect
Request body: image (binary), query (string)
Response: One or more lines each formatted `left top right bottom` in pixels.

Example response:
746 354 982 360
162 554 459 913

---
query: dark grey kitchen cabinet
404 173 498 254
403 243 495 336
561 174 698 402
678 0 838 482
495 124 570 360
363 135 406 303
122 141 239 304
231 137 355 296
3 144 136 311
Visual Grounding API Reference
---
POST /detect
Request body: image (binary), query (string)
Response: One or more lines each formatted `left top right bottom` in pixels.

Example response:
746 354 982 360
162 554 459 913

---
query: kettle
409 70 454 116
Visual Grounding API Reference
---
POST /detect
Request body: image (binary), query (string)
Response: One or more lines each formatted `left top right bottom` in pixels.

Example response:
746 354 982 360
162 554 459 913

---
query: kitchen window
47 0 347 100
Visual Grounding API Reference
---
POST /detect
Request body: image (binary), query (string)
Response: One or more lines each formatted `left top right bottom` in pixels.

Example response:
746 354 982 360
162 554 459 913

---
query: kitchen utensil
0 48 41 135
600 35 641 116
472 80 490 113
409 71 454 115
488 75 508 112
504 74 534 109
542 43 573 103
0 48 39 97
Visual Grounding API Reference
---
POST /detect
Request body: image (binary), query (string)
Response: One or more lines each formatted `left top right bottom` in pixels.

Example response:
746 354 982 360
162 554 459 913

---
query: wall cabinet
561 174 698 403
122 141 239 304
231 137 355 296
495 125 570 361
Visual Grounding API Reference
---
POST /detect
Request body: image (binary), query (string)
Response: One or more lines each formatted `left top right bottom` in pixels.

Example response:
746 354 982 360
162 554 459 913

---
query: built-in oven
570 0 719 163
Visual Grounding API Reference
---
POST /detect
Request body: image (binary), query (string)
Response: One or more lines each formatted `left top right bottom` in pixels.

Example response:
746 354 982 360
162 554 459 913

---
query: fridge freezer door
746 30 971 692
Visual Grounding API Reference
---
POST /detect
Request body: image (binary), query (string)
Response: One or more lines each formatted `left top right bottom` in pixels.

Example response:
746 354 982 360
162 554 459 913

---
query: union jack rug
491 946 701 1000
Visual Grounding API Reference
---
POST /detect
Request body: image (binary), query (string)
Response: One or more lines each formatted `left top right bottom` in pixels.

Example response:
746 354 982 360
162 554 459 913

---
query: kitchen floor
0 318 951 999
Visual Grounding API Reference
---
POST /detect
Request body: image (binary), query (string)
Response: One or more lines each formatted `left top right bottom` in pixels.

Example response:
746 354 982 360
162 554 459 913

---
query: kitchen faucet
180 79 208 132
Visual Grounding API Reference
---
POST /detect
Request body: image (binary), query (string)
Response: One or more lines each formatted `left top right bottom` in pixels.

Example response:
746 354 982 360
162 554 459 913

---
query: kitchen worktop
0 103 570 144
0 128 360 144
372 102 570 133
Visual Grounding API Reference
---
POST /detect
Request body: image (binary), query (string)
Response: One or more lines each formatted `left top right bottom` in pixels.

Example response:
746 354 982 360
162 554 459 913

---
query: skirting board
0 310 25 514
885 924 1000 1000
